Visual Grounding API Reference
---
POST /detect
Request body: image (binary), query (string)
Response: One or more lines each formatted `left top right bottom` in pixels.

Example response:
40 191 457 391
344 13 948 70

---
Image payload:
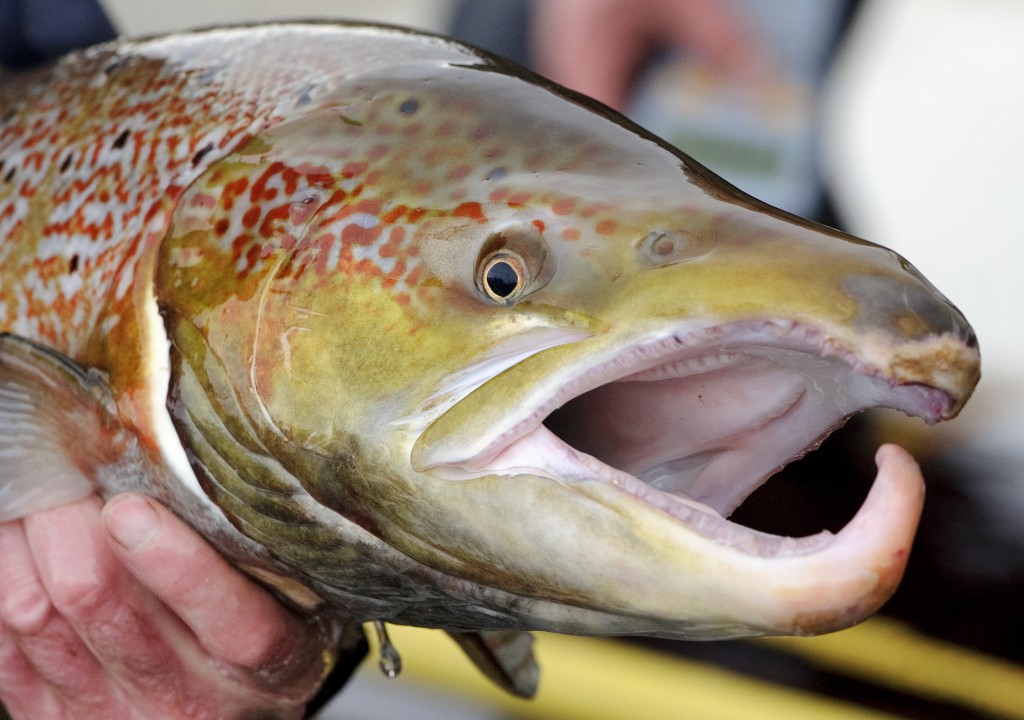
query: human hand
531 0 765 111
0 493 333 719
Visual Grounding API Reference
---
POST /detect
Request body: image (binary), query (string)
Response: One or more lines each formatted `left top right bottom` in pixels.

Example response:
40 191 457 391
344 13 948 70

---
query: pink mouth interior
464 321 951 556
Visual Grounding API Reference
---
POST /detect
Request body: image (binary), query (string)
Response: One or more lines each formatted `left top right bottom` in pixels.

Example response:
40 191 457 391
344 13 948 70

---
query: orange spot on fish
532 219 545 232
453 201 486 222
561 228 580 241
596 219 617 235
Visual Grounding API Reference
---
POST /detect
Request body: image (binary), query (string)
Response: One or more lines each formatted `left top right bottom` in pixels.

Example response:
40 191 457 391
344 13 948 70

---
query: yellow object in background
364 618 1023 720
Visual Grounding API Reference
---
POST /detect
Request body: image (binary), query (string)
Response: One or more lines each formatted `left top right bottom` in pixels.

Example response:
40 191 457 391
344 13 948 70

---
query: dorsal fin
0 333 131 520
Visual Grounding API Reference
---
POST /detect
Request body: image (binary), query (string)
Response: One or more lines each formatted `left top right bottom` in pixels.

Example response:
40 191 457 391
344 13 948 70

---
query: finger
0 509 125 718
22 497 193 718
0 620 63 720
102 493 325 697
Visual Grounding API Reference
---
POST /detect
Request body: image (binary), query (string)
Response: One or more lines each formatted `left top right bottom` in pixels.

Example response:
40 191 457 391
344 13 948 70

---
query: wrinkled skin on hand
0 494 332 720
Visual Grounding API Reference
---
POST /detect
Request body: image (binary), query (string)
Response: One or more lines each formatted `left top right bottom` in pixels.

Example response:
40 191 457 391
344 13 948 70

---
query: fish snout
619 210 980 415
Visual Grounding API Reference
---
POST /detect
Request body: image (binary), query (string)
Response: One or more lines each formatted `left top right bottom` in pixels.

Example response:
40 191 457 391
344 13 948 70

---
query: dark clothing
0 0 116 67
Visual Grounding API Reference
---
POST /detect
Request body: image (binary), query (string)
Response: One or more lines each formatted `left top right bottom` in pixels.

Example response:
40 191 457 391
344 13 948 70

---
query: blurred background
3 1 1021 717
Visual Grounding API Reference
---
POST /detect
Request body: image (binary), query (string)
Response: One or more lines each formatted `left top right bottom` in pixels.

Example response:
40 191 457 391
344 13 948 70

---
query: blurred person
451 0 857 221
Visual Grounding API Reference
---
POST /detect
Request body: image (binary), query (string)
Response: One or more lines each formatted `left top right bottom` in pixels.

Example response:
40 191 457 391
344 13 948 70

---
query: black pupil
486 260 520 298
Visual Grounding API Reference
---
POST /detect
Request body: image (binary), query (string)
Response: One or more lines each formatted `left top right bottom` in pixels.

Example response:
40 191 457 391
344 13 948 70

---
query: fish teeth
621 352 742 382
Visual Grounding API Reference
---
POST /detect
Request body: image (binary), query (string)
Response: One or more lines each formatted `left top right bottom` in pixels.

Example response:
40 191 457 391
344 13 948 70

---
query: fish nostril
636 230 691 268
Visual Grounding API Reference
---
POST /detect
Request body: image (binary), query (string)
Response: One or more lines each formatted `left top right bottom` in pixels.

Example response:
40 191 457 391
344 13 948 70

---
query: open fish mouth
420 319 959 560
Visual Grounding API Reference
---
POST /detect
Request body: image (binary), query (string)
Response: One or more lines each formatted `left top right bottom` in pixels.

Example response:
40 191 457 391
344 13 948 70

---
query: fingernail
105 495 160 550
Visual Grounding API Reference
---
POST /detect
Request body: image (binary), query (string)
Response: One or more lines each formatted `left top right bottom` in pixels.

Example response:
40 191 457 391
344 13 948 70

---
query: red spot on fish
230 233 252 263
369 144 389 160
355 258 383 278
282 167 300 194
222 177 249 211
447 165 472 181
508 191 531 206
581 202 612 218
342 161 367 178
561 228 580 241
322 189 348 210
244 243 260 273
453 201 486 222
342 222 382 247
355 198 382 216
260 204 291 238
250 161 284 203
552 198 576 216
532 219 545 232
381 205 407 224
406 264 421 285
489 187 509 203
379 238 398 258
242 206 261 229
385 258 406 285
596 219 617 235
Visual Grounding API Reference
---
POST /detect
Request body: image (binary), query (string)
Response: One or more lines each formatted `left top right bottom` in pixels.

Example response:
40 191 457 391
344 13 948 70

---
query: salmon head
140 25 980 641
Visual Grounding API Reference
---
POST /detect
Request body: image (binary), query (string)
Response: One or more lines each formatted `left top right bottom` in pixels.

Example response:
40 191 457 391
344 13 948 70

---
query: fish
0 22 979 699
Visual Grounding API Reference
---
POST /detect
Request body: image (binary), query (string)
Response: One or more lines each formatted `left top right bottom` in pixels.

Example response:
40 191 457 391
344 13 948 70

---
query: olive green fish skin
0 24 978 640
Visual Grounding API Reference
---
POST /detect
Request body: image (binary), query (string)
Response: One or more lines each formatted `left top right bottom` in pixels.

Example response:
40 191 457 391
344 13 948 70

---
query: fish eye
480 253 528 304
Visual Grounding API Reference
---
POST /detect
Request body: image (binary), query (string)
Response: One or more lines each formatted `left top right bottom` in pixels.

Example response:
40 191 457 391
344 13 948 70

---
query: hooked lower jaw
414 318 969 634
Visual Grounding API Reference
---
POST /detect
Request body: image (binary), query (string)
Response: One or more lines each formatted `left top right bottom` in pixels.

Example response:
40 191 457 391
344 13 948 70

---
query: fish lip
448 317 957 468
422 317 962 557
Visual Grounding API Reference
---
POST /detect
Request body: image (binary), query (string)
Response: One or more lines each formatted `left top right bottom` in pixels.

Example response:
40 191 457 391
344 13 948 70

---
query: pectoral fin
0 333 129 521
447 629 540 698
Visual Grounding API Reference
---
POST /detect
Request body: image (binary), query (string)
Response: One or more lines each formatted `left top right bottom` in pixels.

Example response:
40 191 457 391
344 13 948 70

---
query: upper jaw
413 317 968 555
